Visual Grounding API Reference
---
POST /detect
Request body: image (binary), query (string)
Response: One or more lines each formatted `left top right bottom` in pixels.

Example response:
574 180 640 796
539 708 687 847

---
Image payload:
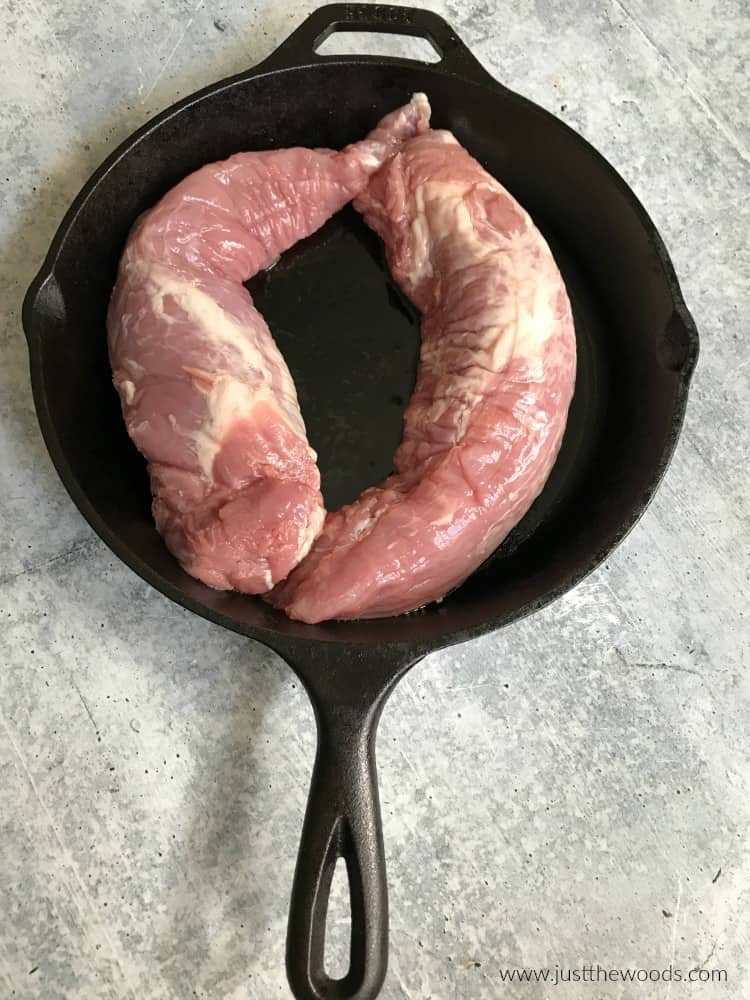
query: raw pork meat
108 95 430 592
273 125 576 622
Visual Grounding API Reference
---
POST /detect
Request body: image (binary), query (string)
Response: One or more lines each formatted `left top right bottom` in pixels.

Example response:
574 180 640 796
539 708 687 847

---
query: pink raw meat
108 95 430 593
272 125 577 622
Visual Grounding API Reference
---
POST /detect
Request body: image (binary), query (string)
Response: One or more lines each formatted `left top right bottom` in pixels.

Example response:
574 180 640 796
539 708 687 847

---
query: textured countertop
1 1 748 997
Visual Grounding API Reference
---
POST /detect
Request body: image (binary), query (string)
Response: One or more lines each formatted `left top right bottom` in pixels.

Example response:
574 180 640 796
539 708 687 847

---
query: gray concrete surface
1 1 748 997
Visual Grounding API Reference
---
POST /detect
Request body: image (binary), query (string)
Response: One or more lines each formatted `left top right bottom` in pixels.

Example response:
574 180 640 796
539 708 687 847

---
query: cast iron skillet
22 5 699 998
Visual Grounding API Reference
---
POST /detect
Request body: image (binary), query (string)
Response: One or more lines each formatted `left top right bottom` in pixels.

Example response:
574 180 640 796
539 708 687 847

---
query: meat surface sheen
273 127 577 622
108 95 430 592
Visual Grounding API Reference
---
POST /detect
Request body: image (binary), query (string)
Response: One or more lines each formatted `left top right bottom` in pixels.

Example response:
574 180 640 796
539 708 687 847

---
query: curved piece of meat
273 128 577 622
108 95 430 592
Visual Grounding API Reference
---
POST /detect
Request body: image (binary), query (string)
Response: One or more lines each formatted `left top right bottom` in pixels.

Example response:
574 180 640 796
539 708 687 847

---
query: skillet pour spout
22 4 698 999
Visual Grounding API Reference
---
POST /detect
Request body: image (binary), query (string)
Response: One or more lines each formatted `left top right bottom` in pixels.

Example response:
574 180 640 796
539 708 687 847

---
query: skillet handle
287 700 387 1000
276 644 423 1000
260 3 496 85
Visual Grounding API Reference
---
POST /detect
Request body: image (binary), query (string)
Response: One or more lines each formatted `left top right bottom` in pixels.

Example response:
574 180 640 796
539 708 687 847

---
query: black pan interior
27 62 694 646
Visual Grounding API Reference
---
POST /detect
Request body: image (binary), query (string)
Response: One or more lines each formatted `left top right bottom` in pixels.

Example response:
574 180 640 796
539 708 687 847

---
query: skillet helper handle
287 701 387 1000
262 3 496 84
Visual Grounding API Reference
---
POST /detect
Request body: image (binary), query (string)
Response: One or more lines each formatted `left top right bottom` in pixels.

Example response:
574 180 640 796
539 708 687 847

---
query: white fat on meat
145 266 303 422
401 180 560 446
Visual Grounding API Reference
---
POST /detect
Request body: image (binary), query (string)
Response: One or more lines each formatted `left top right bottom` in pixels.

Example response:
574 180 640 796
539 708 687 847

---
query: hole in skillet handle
258 3 499 86
316 30 441 63
325 856 353 980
